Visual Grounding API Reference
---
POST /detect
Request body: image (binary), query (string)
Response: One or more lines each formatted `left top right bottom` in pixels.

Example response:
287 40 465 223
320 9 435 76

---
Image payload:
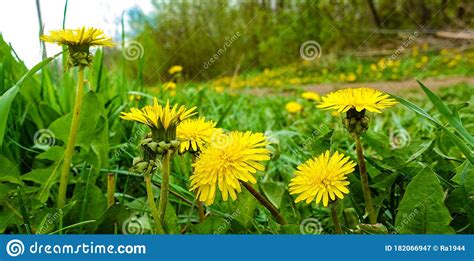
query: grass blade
392 93 473 164
417 80 474 146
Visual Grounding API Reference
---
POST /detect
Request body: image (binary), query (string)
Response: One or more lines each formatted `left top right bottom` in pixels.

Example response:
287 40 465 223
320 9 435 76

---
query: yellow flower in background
447 60 458 68
177 118 222 153
190 131 270 205
128 94 142 102
412 46 419 57
289 150 356 206
370 63 378 72
422 42 429 51
163 81 177 91
120 98 196 130
285 102 303 113
347 72 357 82
421 56 429 63
339 73 346 81
41 27 114 48
301 91 320 102
317 88 397 113
214 86 224 93
168 65 183 75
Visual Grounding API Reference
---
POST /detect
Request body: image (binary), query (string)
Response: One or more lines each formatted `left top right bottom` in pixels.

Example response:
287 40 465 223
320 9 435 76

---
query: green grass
0 32 473 235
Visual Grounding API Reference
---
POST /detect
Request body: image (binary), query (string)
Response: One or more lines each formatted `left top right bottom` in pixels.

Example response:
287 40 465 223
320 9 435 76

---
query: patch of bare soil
246 76 474 97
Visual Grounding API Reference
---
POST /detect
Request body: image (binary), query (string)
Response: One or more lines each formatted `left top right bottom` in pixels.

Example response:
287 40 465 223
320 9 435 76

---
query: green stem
191 154 205 223
144 173 164 234
157 150 172 227
241 182 287 225
107 173 115 208
331 203 343 234
57 68 84 209
354 135 377 224
197 200 206 222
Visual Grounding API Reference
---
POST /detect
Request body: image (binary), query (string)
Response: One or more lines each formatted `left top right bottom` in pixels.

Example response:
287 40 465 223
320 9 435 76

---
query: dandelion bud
147 142 159 152
132 157 143 166
135 162 149 172
170 140 180 148
140 138 153 146
343 208 360 228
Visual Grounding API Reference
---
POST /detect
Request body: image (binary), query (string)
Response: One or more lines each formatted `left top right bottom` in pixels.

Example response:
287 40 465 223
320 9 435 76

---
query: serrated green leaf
395 167 454 234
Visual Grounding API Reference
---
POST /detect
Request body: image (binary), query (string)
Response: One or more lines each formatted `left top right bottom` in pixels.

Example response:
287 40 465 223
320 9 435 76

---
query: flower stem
57 68 84 209
157 150 172 227
191 154 206 223
354 135 377 224
144 173 164 234
241 182 287 225
107 173 115 208
330 203 343 234
197 201 206 222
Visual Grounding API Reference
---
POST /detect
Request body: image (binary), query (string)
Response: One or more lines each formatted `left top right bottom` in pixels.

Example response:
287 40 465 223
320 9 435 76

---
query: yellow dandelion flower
412 46 419 57
347 72 357 82
289 150 356 206
128 94 142 102
168 65 183 75
190 131 271 205
422 43 429 51
317 88 397 113
421 56 429 63
447 60 457 68
301 91 320 102
163 81 177 91
120 98 196 130
177 118 222 153
339 73 346 81
285 102 303 113
370 63 378 72
214 86 224 93
41 27 114 68
41 27 114 48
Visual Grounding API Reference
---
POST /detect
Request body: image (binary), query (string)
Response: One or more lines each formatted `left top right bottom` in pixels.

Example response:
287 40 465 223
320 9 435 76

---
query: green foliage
395 167 454 234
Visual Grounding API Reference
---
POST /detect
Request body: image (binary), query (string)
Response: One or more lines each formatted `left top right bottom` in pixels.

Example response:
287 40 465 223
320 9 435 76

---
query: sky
0 0 154 67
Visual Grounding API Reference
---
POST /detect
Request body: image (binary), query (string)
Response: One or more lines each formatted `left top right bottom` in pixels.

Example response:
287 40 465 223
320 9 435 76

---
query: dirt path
247 76 474 96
